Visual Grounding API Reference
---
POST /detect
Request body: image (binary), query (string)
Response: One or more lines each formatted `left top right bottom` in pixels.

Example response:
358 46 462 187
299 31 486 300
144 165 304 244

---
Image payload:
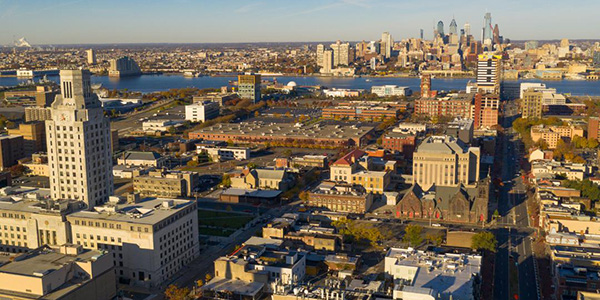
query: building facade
185 101 220 122
133 170 199 198
476 53 502 94
0 135 24 170
108 56 141 77
8 121 46 157
46 69 114 209
473 93 499 128
238 74 261 103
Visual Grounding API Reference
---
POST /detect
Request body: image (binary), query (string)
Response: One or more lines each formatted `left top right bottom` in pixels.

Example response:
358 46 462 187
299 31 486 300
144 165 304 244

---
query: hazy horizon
2 0 599 45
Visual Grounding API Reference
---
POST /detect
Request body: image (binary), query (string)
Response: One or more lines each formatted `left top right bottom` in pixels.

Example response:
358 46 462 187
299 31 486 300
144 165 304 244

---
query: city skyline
1 0 600 45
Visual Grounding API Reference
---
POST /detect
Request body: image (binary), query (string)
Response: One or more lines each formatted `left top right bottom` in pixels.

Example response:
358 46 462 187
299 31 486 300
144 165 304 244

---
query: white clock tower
46 69 113 209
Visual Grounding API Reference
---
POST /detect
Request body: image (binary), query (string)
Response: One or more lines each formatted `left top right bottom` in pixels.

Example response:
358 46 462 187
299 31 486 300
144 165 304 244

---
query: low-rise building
531 160 591 181
7 122 46 156
23 153 49 176
197 145 250 161
0 245 116 300
381 131 417 157
230 168 294 191
330 149 392 194
193 92 239 106
189 121 374 148
385 248 482 300
142 119 184 133
0 135 25 170
185 101 220 122
67 197 199 288
322 103 401 120
133 170 199 198
117 151 166 168
308 181 374 214
371 85 412 97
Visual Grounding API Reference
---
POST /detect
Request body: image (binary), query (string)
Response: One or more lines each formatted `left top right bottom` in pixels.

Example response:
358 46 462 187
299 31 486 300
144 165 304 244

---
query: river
2 75 600 96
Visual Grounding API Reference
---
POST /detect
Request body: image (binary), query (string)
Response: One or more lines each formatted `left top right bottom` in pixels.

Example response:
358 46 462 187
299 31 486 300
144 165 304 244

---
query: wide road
493 99 539 300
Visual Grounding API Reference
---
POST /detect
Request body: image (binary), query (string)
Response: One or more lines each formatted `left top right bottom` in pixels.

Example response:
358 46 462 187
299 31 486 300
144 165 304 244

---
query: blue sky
0 0 598 45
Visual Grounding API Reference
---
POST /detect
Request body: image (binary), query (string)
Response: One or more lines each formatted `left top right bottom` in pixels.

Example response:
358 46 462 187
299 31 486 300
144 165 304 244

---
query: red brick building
381 132 417 158
473 93 499 129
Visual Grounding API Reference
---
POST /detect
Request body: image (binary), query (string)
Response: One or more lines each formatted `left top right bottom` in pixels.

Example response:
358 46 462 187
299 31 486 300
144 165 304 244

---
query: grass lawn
198 227 236 237
197 209 254 230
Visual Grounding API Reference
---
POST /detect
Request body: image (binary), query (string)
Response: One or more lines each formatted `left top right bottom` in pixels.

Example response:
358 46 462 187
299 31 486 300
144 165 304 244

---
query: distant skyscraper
593 51 600 68
493 24 501 45
46 69 113 209
436 21 444 37
381 32 393 59
316 44 325 67
330 40 351 66
420 29 424 40
449 18 458 35
108 56 141 77
322 50 334 74
464 22 471 36
237 74 261 103
482 13 492 43
86 49 96 65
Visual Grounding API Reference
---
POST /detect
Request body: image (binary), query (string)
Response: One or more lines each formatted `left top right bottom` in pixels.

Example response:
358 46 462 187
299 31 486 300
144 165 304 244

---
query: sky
0 0 598 45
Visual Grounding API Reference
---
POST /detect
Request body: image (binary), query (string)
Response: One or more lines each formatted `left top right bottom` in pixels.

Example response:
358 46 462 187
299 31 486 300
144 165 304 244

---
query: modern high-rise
316 44 325 67
412 135 481 189
237 73 261 103
108 56 141 77
464 22 471 36
449 18 458 35
436 21 444 37
381 32 393 59
86 49 96 65
321 50 334 74
46 69 114 209
476 53 502 94
330 41 351 66
482 13 492 43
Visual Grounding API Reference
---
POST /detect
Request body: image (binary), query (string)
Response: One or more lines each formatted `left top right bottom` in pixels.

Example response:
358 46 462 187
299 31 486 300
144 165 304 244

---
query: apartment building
473 93 499 128
185 101 220 122
67 198 199 288
414 93 473 119
530 124 584 149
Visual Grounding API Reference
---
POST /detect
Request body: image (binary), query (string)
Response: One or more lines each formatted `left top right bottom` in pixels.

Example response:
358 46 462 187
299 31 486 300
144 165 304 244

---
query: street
493 99 539 300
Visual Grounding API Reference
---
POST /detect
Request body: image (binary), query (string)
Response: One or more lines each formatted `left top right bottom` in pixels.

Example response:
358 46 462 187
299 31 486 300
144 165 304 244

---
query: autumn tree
471 231 497 252
164 284 190 300
403 224 423 247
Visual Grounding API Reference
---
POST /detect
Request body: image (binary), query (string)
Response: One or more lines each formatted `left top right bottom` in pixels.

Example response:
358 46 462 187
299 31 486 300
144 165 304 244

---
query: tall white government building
46 69 113 209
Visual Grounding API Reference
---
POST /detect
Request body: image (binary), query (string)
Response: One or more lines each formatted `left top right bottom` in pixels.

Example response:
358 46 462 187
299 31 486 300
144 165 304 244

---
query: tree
221 174 231 187
426 232 444 246
9 164 26 178
167 126 177 134
164 284 190 300
403 224 423 247
186 160 199 167
282 149 293 157
254 111 260 117
247 162 257 169
226 139 235 147
493 209 500 220
205 274 212 282
471 231 497 252
299 191 309 202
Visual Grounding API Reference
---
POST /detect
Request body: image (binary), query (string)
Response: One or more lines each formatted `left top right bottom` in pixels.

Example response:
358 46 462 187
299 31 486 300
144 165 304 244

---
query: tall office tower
420 74 432 98
493 24 501 45
321 50 334 73
482 13 492 43
449 18 458 35
356 41 368 58
476 53 502 94
420 29 424 40
46 70 113 209
436 21 445 37
237 74 261 103
108 56 141 77
381 32 393 59
464 22 471 36
86 49 96 65
316 44 325 67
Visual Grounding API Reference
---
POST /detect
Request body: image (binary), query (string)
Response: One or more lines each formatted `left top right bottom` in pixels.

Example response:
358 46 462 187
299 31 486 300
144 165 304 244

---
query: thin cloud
234 2 264 13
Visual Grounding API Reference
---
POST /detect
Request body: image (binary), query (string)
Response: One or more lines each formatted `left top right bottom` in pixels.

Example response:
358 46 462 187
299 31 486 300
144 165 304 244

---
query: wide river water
2 75 600 96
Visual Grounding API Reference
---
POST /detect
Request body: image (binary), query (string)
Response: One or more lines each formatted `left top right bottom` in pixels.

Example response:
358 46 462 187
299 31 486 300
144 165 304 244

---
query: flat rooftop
67 198 195 225
0 247 103 277
192 121 374 141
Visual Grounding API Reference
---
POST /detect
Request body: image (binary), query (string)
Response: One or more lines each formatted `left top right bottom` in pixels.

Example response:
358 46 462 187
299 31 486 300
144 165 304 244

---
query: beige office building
8 121 46 157
0 244 116 300
25 107 52 122
67 198 199 288
133 170 199 198
46 70 114 209
412 135 480 189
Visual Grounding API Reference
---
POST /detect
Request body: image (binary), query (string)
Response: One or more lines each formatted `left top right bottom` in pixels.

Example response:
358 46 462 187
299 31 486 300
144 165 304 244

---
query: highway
493 99 539 300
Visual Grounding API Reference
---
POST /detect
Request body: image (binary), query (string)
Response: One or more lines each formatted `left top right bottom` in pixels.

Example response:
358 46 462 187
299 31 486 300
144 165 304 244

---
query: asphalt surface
493 99 539 300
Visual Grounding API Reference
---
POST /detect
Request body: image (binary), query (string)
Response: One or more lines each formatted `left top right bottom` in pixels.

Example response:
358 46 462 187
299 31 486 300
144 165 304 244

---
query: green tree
403 224 423 247
471 231 498 252
167 126 177 134
186 160 199 167
226 139 235 147
247 162 257 169
426 232 444 246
